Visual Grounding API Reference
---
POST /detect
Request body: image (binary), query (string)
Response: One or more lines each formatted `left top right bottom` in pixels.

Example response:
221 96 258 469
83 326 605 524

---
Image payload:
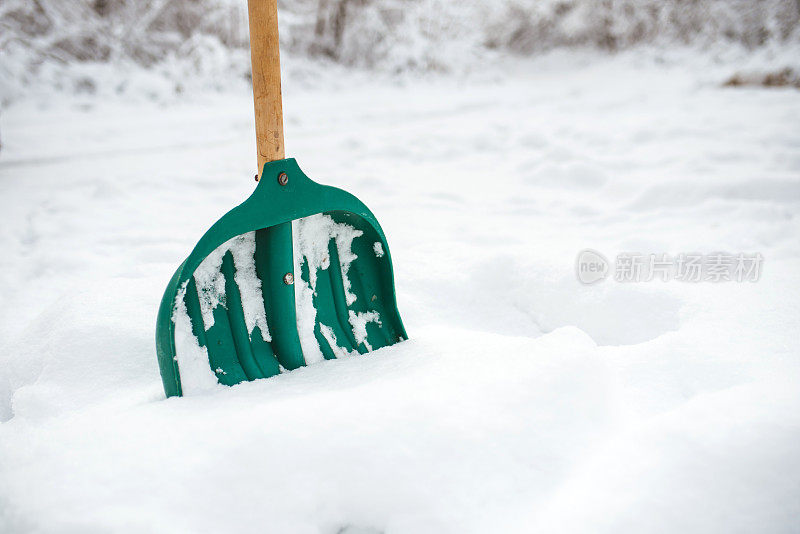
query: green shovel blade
155 159 406 397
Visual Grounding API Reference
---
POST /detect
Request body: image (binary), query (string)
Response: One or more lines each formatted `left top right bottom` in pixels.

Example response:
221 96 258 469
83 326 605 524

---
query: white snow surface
228 232 272 342
172 282 222 396
191 231 271 341
293 258 326 366
175 231 274 392
192 236 229 329
1 51 799 532
349 310 382 351
294 213 364 305
292 213 368 363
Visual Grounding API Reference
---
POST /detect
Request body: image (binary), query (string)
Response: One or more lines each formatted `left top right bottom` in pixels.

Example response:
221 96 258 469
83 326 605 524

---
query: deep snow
1 51 799 533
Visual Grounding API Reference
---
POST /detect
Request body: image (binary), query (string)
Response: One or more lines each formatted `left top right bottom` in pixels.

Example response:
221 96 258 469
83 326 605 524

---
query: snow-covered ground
1 51 799 533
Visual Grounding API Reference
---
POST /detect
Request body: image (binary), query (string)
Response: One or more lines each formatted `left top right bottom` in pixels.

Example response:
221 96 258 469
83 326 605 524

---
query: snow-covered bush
307 0 800 70
1 0 798 104
0 0 251 103
482 0 800 53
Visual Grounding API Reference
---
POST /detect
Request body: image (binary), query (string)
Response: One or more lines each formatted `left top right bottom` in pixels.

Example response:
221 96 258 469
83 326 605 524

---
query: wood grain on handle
248 0 284 176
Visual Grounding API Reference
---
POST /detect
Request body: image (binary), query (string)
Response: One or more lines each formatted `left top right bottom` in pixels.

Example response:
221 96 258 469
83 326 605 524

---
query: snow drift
0 51 799 531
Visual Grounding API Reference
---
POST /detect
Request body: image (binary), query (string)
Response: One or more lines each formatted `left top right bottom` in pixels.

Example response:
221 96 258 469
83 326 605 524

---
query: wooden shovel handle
248 0 285 176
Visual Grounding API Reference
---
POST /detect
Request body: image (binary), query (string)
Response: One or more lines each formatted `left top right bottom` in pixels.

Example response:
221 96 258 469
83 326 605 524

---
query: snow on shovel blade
155 159 406 397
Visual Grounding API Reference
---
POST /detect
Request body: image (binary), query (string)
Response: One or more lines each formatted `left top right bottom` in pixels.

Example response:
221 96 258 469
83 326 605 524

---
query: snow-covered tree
1 0 798 103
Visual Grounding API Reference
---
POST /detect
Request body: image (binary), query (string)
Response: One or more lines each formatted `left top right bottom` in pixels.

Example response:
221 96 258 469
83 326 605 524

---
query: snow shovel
154 0 406 397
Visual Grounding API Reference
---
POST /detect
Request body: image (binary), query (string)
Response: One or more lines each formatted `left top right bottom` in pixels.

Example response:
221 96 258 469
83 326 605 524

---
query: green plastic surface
155 158 406 397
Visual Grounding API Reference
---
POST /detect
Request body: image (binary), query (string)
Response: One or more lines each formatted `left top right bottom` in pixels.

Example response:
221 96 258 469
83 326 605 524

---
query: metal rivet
283 272 294 285
254 173 260 182
277 172 289 186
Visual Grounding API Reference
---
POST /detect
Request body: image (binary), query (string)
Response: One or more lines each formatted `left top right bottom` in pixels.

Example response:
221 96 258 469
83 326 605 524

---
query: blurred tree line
0 0 249 65
0 0 798 105
2 0 797 66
